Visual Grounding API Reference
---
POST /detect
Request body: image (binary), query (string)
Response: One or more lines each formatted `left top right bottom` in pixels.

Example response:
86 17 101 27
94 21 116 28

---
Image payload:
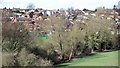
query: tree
113 5 117 10
27 3 35 9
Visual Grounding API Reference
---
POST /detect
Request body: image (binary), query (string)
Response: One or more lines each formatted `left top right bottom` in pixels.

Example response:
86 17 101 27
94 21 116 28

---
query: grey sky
0 0 119 10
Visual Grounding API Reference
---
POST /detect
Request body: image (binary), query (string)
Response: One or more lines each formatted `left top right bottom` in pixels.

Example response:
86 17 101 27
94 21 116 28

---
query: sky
0 0 119 10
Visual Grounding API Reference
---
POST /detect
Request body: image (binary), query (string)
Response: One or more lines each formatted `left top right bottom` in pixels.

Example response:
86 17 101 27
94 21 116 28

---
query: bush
2 22 33 53
17 48 52 66
2 53 17 66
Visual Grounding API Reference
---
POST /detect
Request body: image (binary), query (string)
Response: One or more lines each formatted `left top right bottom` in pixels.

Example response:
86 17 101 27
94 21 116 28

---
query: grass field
55 51 119 67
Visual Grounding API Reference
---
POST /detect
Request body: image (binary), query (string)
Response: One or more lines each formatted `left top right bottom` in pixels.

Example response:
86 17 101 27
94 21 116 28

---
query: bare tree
27 3 35 9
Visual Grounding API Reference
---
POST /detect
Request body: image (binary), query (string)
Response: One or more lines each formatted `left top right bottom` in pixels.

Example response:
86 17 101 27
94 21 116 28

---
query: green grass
55 51 118 67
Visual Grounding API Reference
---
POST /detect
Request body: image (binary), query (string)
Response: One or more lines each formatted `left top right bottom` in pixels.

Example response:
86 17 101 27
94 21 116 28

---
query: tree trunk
69 45 74 61
91 48 94 53
59 34 63 50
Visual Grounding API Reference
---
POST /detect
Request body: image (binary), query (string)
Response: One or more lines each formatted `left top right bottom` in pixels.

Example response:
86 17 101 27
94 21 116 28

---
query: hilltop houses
2 7 120 34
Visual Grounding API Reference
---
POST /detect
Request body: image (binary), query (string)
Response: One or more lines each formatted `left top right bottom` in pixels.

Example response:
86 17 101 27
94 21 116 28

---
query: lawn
55 51 119 67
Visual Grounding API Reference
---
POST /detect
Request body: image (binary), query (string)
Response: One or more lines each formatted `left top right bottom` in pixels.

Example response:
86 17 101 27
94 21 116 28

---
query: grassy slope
55 51 118 67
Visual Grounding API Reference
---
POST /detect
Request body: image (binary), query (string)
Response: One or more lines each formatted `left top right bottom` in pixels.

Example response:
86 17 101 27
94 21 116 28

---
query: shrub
2 52 17 66
2 22 33 53
17 48 52 66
